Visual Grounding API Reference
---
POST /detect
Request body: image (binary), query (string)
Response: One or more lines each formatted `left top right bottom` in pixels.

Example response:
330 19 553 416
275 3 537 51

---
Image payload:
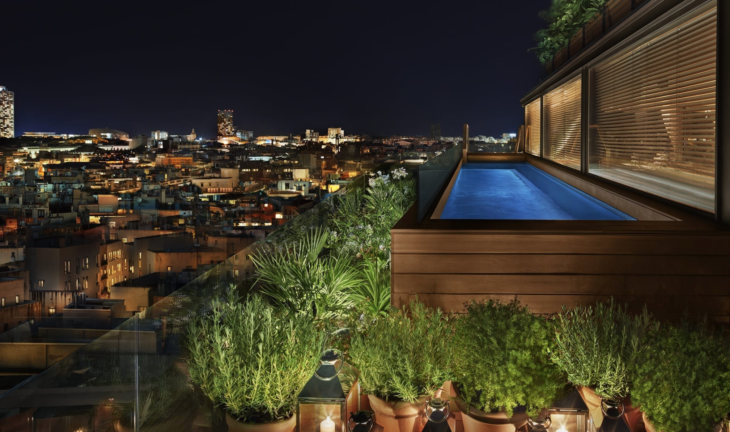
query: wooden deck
391 155 730 322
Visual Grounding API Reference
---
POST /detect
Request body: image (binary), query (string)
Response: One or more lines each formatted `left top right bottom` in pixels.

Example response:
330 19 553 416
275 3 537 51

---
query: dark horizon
4 0 549 139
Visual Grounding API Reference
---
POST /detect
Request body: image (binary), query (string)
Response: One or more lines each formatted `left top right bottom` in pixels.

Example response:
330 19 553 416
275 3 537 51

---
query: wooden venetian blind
589 7 717 212
525 99 541 156
544 76 582 170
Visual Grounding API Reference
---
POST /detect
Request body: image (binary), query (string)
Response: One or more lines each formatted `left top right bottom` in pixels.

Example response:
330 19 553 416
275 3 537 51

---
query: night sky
4 1 549 139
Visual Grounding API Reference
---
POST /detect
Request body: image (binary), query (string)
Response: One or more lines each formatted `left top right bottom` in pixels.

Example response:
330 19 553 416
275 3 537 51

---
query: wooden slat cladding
391 228 730 321
588 8 717 213
391 232 730 255
525 99 541 156
396 294 730 322
545 76 582 169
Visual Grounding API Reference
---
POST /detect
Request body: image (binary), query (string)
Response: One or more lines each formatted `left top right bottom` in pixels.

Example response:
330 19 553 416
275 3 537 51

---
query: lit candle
320 416 335 432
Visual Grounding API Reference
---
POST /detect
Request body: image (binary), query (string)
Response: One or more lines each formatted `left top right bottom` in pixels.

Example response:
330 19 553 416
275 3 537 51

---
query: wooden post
718 0 729 224
462 124 469 161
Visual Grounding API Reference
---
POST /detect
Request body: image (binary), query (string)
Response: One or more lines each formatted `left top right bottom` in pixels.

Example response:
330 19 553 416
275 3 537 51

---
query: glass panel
417 143 462 222
545 76 582 170
525 99 541 156
588 7 717 212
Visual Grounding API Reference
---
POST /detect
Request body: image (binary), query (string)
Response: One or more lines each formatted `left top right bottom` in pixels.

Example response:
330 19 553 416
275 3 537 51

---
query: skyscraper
0 86 14 139
217 110 234 139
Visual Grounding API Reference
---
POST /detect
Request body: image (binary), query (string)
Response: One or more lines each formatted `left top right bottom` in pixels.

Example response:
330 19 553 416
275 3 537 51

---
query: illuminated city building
151 130 169 140
217 109 235 139
88 128 129 140
0 86 14 139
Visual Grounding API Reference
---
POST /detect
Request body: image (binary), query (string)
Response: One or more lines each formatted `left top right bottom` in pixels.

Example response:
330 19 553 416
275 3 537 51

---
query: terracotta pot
641 412 658 432
225 414 296 432
576 386 605 429
622 396 646 432
368 394 430 432
451 383 528 432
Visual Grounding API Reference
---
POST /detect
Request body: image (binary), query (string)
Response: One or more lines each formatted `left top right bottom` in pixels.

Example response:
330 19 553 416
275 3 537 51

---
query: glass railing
469 141 516 153
416 142 462 222
0 178 362 432
0 151 470 430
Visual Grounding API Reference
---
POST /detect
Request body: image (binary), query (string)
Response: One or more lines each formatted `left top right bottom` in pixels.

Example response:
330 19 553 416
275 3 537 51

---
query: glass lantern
298 348 354 432
422 398 450 432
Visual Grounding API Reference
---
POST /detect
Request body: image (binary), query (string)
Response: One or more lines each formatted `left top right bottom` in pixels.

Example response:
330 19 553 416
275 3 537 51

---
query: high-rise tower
217 110 234 139
0 86 14 139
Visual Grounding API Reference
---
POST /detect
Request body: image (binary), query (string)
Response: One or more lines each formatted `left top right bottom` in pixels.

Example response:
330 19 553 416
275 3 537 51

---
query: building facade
0 87 14 139
217 110 234 139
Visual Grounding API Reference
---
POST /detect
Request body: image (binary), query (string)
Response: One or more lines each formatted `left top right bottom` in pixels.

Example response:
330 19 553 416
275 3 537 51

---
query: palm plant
349 258 392 317
252 227 361 319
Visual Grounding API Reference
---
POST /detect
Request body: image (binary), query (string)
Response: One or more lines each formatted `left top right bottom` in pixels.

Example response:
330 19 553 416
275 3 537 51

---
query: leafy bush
551 299 653 399
349 258 392 317
349 300 452 402
252 227 361 319
452 299 566 418
533 0 608 64
328 167 416 262
631 322 730 432
186 293 324 423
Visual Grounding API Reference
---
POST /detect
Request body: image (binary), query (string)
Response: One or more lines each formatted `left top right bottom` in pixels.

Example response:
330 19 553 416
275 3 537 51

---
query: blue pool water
440 163 634 220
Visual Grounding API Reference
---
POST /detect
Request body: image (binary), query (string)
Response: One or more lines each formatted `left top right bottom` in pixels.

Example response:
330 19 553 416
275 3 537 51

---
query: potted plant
631 321 730 432
451 299 566 432
185 293 324 432
349 300 452 432
551 299 653 430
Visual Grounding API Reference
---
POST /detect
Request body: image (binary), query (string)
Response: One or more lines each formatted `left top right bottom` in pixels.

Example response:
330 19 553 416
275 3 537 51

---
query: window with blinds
588 7 717 212
544 76 582 170
525 99 541 156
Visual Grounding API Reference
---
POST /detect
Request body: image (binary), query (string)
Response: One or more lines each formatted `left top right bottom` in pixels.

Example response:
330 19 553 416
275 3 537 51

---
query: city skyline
3 1 549 138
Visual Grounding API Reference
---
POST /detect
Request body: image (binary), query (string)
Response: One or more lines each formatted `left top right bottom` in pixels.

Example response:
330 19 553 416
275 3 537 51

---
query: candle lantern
298 348 352 432
347 411 374 432
422 398 451 432
527 409 552 432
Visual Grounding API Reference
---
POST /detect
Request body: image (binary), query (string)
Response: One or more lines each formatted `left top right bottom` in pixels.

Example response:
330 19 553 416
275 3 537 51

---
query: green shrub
328 167 416 262
551 299 653 399
185 293 324 423
349 258 392 317
631 322 730 432
452 299 566 418
349 300 451 402
533 0 608 64
253 227 361 319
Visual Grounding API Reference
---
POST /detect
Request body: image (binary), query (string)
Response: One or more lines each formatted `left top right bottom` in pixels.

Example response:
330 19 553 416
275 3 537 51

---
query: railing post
582 25 586 49
134 313 140 432
463 124 469 161
602 5 606 33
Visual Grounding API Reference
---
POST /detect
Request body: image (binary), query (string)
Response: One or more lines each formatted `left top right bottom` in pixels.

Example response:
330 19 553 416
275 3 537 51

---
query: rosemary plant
349 300 452 403
185 293 324 423
551 299 654 399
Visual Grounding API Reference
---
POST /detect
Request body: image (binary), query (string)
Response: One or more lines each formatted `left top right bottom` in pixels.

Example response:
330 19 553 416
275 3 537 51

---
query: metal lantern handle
314 349 344 381
348 412 374 432
527 414 552 431
601 398 625 419
425 398 450 424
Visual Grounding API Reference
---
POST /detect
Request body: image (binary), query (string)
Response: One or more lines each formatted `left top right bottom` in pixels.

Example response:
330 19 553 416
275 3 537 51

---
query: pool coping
401 153 725 231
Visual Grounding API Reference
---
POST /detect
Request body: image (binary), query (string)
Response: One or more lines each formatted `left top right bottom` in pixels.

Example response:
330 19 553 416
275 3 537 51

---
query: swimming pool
439 163 635 220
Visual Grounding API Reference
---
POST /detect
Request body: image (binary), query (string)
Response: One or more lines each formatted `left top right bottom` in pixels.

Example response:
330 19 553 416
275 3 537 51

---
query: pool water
439 163 634 220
